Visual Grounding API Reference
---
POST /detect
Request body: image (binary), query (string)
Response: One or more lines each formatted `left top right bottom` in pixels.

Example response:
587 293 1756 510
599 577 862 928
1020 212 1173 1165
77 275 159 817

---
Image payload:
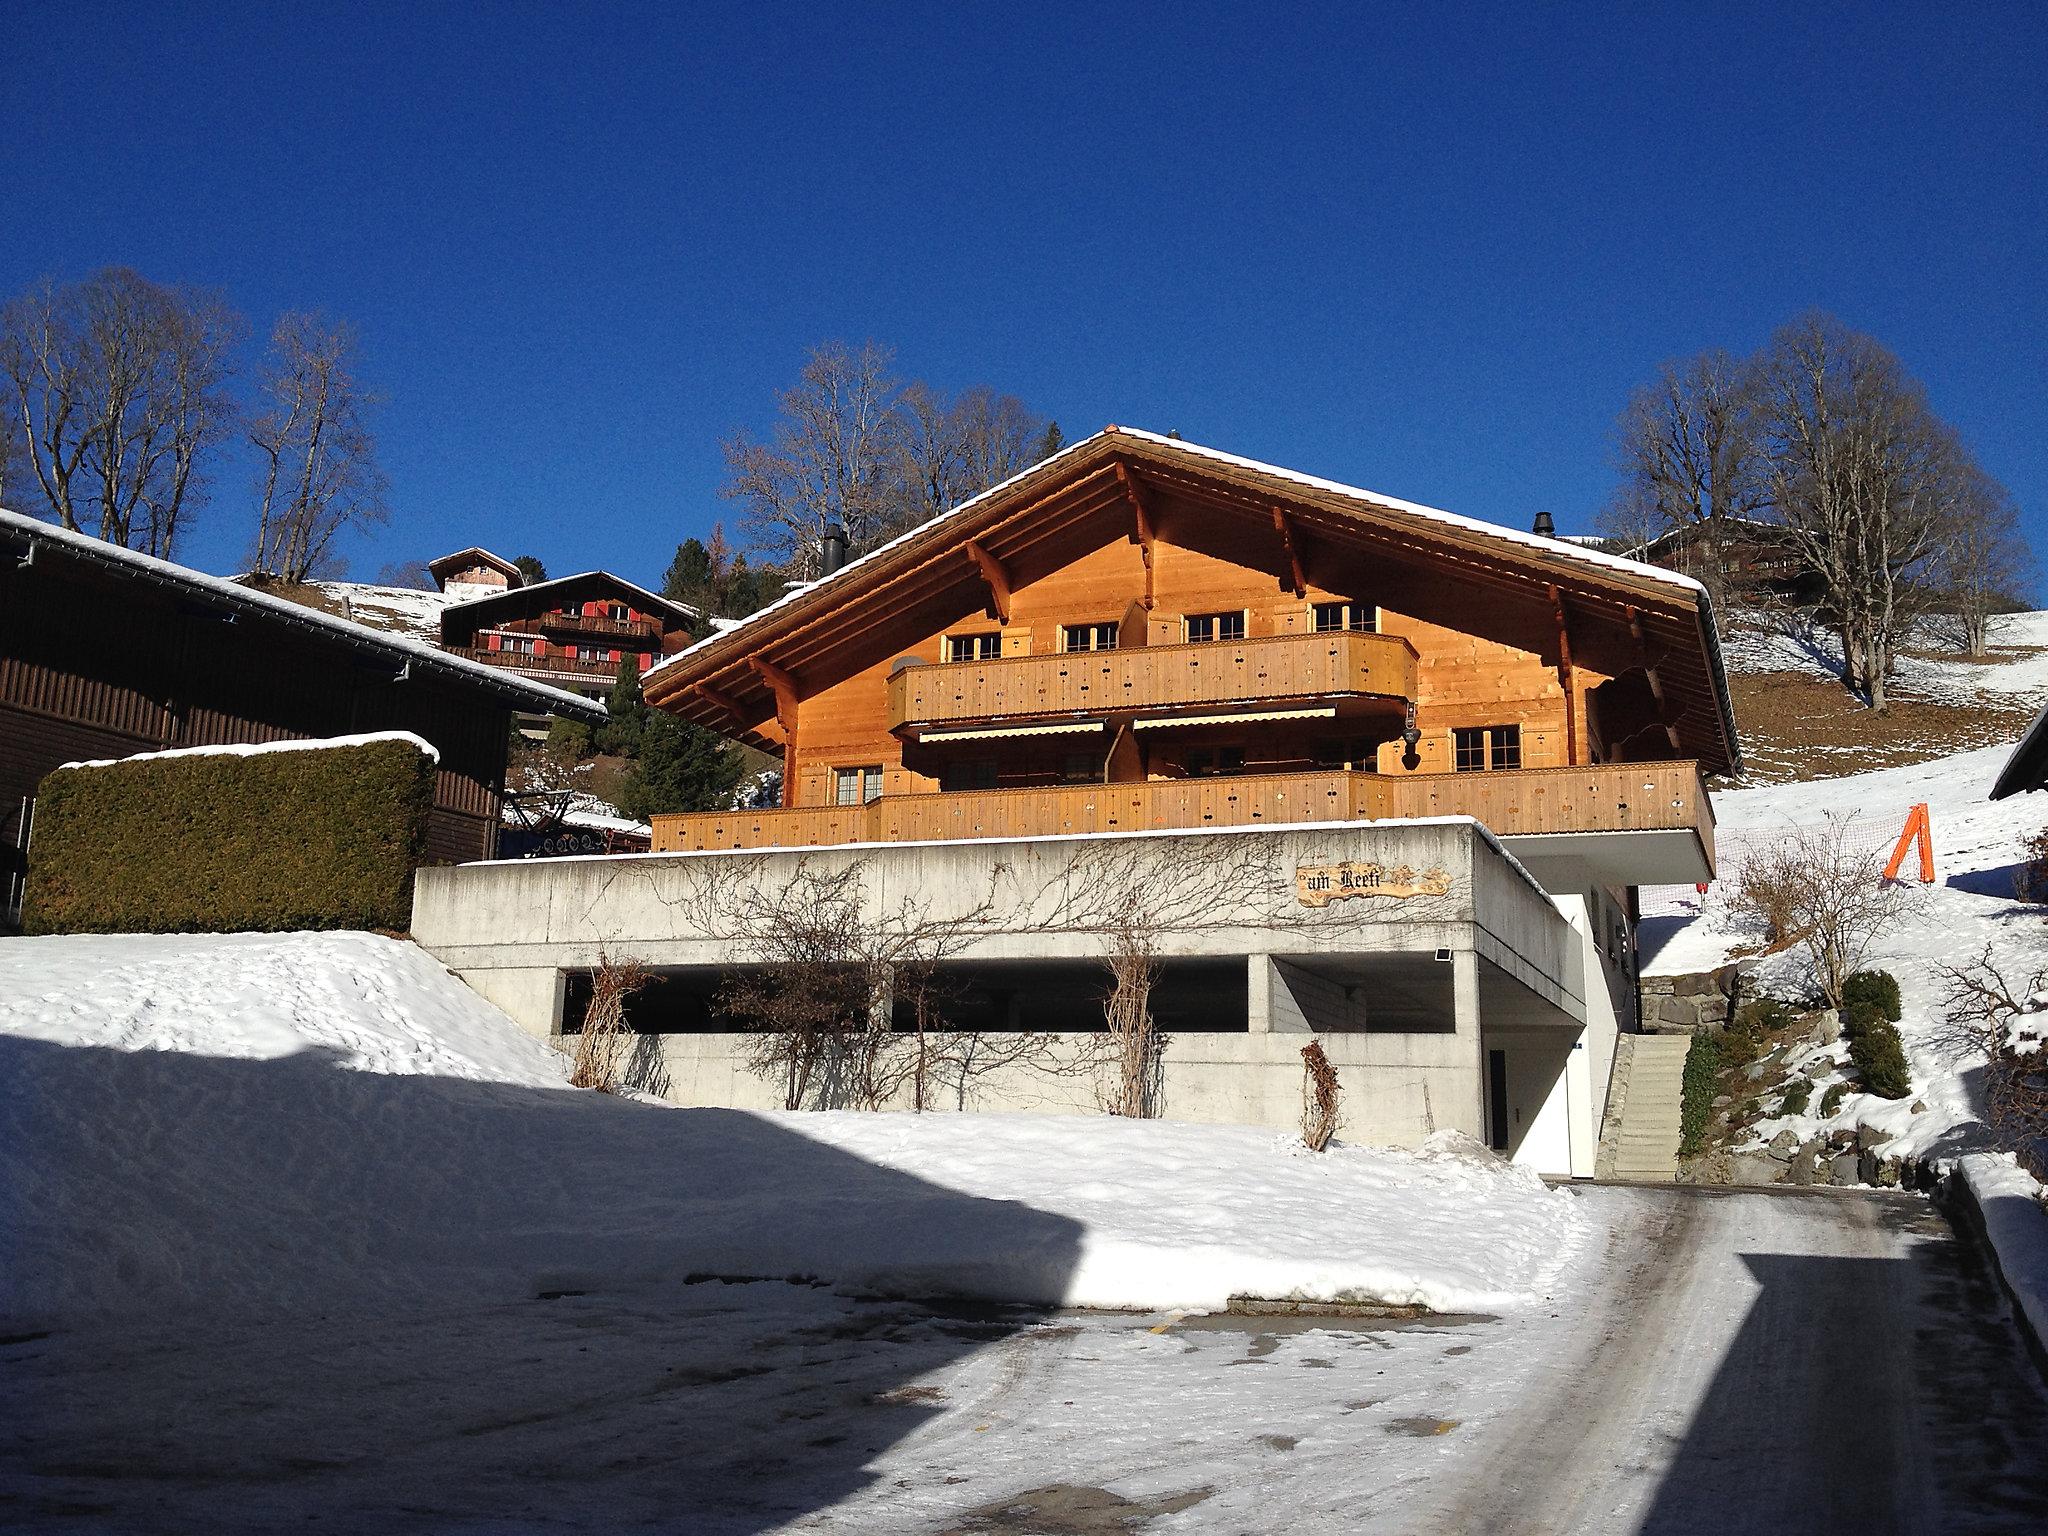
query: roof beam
1550 584 1578 766
1627 605 1686 754
1117 461 1156 610
693 681 749 721
1272 506 1308 599
750 656 799 737
965 539 1013 625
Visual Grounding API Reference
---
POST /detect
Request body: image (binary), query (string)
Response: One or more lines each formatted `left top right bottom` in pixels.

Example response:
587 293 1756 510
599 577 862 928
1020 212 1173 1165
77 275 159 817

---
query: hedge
1841 970 1903 1024
1679 1029 1724 1158
24 735 437 936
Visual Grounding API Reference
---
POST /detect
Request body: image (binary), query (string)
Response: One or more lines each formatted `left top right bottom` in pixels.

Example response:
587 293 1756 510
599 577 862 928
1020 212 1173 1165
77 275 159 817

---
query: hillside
1718 610 2048 785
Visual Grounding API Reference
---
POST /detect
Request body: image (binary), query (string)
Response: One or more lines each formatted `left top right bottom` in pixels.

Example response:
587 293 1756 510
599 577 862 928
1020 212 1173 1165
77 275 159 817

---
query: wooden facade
439 572 696 698
644 427 1738 861
0 513 605 922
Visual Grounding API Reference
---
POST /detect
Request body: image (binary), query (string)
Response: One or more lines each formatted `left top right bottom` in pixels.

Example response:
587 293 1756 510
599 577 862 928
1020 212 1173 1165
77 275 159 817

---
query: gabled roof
429 547 526 586
439 569 699 632
643 426 1741 773
0 509 606 722
1991 703 2048 800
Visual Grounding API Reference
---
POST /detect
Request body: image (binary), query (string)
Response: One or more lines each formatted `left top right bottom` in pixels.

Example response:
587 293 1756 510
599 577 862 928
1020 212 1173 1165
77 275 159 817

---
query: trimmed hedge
24 737 436 935
1679 1029 1724 1157
1848 1018 1912 1100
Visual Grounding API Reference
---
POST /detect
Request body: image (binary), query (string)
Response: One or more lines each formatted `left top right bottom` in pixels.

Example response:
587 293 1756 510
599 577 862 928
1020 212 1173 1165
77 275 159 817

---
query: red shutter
486 633 500 652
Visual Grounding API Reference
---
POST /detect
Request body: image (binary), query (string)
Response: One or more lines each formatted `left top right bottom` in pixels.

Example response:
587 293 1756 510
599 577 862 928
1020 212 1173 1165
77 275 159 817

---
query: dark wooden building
0 510 605 925
439 572 698 699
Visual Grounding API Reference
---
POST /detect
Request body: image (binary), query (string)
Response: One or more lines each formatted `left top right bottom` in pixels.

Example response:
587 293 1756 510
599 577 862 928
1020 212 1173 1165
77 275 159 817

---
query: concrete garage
410 816 1623 1175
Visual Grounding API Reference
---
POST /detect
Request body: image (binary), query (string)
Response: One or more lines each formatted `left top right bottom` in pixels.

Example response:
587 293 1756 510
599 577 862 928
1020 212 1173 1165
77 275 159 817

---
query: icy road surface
5 1185 2044 1534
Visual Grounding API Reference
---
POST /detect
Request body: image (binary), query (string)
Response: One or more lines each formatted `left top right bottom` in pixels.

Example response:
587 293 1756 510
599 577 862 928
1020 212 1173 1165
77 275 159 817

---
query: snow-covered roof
649 424 1713 686
60 730 441 772
0 508 606 722
441 569 699 624
428 546 525 584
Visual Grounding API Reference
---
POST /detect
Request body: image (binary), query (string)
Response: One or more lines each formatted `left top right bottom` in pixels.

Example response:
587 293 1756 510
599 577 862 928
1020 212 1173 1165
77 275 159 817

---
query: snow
0 931 1582 1330
59 728 439 771
309 580 455 642
1722 609 2048 707
1960 1153 2048 1352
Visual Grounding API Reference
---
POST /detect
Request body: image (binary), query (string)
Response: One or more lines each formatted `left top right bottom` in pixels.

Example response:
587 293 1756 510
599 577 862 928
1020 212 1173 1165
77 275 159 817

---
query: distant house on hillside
429 547 528 600
439 570 699 701
0 512 605 926
1629 518 1822 606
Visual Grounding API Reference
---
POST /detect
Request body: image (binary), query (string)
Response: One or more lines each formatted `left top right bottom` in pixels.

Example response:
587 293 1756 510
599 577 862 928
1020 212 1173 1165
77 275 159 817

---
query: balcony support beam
1626 605 1685 754
750 658 801 805
1116 461 1156 610
1272 507 1308 599
1551 585 1578 766
693 682 748 722
965 540 1012 625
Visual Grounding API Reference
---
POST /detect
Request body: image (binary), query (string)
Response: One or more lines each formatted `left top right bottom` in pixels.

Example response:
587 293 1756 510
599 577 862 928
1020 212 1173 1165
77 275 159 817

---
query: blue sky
4 2 2043 593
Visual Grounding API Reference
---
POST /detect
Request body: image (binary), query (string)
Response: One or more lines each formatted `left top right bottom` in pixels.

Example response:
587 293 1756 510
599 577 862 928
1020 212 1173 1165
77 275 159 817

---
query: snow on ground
309 579 455 642
1721 609 2048 706
0 931 1581 1329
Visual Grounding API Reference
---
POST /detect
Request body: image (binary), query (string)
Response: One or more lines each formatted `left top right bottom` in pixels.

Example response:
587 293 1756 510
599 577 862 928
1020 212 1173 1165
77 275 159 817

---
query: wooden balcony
535 611 663 642
887 631 1419 733
453 647 621 681
651 760 1716 873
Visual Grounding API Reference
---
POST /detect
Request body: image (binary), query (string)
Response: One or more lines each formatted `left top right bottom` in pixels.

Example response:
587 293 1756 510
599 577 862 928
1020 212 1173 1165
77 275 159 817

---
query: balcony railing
887 630 1419 733
651 760 1715 871
454 647 624 680
534 611 662 641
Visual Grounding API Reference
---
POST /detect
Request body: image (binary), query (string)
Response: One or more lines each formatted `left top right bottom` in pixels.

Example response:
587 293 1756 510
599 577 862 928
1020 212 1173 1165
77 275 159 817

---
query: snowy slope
1643 741 2042 1162
0 932 1580 1327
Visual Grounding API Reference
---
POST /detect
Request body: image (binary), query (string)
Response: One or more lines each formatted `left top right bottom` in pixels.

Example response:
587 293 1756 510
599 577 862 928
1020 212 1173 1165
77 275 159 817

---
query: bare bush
1301 1041 1341 1152
569 952 649 1093
2015 827 2048 906
1934 945 2048 1179
1728 815 1912 1007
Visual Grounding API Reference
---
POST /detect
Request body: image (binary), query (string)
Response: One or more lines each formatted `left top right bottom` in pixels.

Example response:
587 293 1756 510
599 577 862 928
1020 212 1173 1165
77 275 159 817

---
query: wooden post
1272 506 1308 599
1116 461 1156 610
751 657 800 807
965 540 1012 625
1551 585 1577 766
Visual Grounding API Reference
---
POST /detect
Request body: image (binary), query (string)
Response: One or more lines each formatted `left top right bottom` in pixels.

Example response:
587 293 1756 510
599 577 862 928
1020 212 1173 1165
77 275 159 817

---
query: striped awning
919 720 1106 743
1131 706 1338 730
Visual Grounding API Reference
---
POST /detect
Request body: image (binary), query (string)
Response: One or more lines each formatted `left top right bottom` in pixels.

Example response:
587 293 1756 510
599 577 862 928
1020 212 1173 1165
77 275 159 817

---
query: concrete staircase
1597 1033 1693 1182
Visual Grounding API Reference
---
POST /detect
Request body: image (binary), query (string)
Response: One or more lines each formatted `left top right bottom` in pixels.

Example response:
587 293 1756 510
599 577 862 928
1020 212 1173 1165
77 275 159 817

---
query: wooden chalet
439 572 698 698
0 510 606 924
641 426 1737 867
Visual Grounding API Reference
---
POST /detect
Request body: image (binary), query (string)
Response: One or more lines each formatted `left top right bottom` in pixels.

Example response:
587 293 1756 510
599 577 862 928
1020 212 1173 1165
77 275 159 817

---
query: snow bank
58 730 440 772
1958 1154 2048 1357
0 933 1580 1326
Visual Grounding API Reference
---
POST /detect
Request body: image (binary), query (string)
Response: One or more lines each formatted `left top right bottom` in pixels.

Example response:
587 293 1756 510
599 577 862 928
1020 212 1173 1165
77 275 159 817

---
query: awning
919 720 1106 743
1131 706 1338 730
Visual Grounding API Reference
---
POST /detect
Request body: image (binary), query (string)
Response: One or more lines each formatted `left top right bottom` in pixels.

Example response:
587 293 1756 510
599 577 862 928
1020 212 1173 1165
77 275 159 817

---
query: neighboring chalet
410 428 1740 1178
1630 517 1822 606
0 510 605 925
438 570 698 701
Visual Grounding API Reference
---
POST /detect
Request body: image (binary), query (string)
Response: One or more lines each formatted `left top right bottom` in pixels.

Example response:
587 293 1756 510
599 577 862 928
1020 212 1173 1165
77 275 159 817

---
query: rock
1857 1124 1887 1152
1767 1129 1800 1159
1790 1142 1821 1186
1859 1150 1903 1188
1711 1095 1733 1109
1910 1100 1928 1114
1697 997 1730 1025
1730 1154 1783 1187
1830 1153 1862 1185
1812 1010 1841 1045
1675 972 1718 998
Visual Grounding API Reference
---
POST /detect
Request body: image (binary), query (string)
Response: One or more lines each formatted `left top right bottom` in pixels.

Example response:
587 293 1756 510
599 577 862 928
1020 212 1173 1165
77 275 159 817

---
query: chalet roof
0 509 606 722
643 426 1741 773
440 569 698 630
428 547 526 585
1990 704 2048 800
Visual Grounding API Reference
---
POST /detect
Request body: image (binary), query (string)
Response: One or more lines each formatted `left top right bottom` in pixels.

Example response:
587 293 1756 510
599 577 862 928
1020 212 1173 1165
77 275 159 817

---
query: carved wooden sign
1296 860 1452 906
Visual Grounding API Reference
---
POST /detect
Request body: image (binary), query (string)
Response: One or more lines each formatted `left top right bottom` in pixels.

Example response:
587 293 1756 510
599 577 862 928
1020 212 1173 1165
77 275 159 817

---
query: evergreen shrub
24 737 435 936
1841 970 1902 1024
1819 1081 1849 1117
1679 1030 1725 1157
1848 1019 1912 1100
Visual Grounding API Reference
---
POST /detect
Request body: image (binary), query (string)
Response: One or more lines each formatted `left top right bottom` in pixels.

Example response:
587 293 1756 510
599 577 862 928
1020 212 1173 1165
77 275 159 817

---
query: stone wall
1639 961 1749 1035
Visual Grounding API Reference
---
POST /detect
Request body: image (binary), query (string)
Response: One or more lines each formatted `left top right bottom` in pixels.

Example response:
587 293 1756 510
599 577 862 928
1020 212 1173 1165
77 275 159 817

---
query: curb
1938 1157 2048 1388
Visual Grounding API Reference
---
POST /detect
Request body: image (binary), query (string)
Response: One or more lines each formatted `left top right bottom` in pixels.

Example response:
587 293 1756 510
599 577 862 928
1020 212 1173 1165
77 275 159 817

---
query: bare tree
1301 1041 1342 1152
0 268 241 558
1727 813 1913 1007
1754 314 1964 709
1929 461 2031 658
569 952 651 1093
248 312 388 582
1607 350 1771 607
376 558 436 590
722 340 902 579
1933 946 2048 1178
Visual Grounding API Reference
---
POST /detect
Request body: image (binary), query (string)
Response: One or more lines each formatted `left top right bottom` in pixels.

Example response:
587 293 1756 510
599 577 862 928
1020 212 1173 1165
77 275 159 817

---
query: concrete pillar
459 966 564 1041
1247 952 1272 1033
1450 948 1487 1139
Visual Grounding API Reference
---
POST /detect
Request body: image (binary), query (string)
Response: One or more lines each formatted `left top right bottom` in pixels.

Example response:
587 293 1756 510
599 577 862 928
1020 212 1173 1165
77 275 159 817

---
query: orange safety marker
1881 803 1935 883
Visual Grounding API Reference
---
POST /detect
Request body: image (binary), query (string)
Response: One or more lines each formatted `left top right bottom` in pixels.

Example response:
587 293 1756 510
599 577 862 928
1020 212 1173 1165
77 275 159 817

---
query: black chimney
1531 510 1556 539
819 521 848 576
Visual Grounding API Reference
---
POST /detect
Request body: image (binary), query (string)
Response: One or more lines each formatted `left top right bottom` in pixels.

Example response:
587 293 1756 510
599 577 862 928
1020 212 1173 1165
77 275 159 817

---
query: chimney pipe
819 521 848 576
1531 510 1556 539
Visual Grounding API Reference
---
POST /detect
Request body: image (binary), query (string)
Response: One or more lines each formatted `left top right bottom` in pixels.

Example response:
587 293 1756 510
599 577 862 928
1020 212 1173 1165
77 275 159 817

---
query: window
1313 602 1376 634
497 632 537 655
1185 746 1245 778
940 759 1000 792
1062 623 1119 653
835 766 884 805
1454 725 1522 772
946 633 1002 663
1184 611 1246 644
607 603 630 623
